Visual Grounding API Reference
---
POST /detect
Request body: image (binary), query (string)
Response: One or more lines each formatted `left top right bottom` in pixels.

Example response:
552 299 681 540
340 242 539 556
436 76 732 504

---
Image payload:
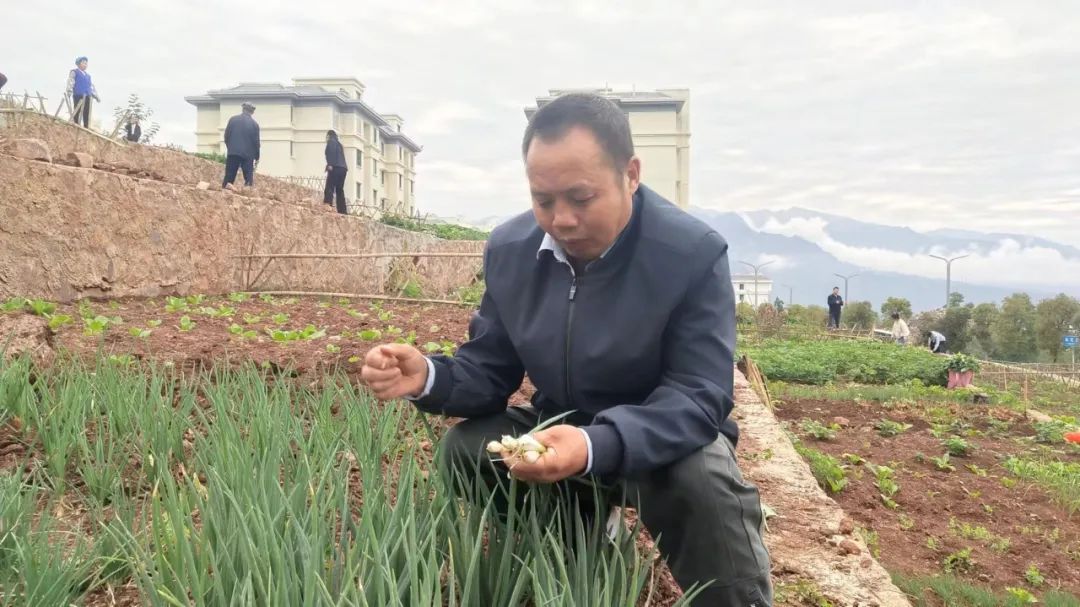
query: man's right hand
360 343 429 400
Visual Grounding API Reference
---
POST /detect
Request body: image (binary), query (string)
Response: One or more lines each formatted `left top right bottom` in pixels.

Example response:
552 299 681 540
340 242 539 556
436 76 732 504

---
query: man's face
78 60 88 71
526 126 639 262
833 289 840 295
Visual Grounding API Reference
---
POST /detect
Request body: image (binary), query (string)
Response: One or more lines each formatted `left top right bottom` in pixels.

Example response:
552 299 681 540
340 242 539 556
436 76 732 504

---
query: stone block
65 152 94 167
6 138 52 162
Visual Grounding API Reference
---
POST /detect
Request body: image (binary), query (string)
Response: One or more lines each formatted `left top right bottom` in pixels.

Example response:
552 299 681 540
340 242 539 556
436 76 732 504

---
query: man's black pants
439 406 773 606
324 166 348 214
828 311 841 328
72 94 91 128
223 155 255 187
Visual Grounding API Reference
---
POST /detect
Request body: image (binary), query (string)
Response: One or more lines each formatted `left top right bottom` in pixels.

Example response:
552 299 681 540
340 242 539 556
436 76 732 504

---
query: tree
841 301 878 330
880 297 913 319
112 93 160 143
948 292 965 308
993 293 1037 362
1035 294 1080 362
774 297 785 312
970 302 999 357
937 305 974 353
786 304 828 328
736 302 756 327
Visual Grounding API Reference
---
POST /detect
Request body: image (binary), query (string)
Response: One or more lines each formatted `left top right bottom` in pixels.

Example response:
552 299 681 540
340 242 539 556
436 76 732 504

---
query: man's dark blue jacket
416 184 738 477
223 113 261 161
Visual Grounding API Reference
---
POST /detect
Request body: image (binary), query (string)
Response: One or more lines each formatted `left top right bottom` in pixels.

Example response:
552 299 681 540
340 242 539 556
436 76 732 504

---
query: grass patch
893 573 1080 607
1002 456 1080 514
793 441 848 494
380 214 489 241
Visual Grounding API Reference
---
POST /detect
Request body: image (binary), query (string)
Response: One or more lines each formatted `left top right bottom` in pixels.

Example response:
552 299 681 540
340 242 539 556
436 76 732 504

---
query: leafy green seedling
83 315 110 336
874 419 912 438
48 314 74 330
931 453 956 472
942 436 972 456
800 419 839 441
28 299 56 316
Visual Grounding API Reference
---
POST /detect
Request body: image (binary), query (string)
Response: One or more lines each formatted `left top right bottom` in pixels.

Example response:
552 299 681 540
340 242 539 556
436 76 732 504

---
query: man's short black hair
833 286 840 290
522 93 634 173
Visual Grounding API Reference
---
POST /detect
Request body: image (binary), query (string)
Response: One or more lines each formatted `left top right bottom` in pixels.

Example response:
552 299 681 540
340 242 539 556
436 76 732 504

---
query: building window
372 188 377 205
381 170 386 185
372 160 377 177
399 147 403 161
380 142 385 156
355 149 362 169
398 174 403 188
289 105 294 125
381 197 387 209
356 182 362 200
739 294 745 303
289 141 294 158
738 283 745 290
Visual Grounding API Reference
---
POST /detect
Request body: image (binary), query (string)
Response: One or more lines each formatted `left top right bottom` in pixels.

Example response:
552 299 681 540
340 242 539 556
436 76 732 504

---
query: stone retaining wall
0 154 483 302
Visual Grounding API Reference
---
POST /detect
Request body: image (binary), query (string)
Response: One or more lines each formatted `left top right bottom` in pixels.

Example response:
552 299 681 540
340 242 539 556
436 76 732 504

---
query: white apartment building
731 273 773 307
185 78 420 216
525 87 690 208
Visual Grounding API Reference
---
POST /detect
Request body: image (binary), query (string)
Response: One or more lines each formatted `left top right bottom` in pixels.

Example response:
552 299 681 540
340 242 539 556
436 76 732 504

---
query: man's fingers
362 366 401 384
367 377 404 393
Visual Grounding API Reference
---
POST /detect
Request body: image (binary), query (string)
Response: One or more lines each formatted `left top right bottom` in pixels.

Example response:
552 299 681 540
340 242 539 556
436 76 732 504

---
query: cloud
411 101 486 136
747 216 1080 290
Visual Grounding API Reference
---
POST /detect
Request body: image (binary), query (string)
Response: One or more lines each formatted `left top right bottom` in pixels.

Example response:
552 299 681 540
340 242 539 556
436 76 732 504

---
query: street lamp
929 254 969 308
780 284 794 306
832 272 859 303
739 260 774 307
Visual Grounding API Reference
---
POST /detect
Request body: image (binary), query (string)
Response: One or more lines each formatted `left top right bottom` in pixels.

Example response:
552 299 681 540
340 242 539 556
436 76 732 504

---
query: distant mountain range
433 207 1080 312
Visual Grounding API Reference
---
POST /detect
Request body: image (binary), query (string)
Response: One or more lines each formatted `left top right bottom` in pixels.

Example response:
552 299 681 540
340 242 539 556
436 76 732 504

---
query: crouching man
361 92 772 606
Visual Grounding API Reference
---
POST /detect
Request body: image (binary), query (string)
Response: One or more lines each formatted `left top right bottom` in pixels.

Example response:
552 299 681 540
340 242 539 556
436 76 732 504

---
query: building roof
185 81 421 153
524 87 686 117
730 273 773 282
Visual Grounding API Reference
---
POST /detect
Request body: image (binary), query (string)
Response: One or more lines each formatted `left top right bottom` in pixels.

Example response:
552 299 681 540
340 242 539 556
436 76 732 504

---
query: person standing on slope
222 102 261 189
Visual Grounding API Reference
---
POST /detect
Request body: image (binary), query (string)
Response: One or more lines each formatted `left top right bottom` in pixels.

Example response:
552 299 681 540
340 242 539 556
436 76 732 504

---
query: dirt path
734 375 912 606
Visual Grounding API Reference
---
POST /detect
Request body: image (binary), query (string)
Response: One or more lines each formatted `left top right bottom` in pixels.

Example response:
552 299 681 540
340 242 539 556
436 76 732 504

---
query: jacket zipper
565 276 578 409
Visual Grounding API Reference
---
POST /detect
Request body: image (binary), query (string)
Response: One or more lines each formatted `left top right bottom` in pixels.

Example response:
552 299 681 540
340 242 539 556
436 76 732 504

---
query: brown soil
775 397 1080 594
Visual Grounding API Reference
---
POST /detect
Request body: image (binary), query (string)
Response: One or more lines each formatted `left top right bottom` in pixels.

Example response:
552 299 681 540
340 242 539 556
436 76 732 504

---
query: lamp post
929 254 968 308
780 284 793 306
832 272 859 304
739 260 774 307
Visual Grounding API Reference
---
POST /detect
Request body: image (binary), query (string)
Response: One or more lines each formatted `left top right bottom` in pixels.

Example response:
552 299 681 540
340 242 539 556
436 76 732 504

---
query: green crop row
0 356 694 606
744 339 950 386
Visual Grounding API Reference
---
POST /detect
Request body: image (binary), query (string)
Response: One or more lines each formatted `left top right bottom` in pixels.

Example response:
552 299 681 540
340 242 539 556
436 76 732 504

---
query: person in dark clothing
124 116 142 143
827 287 844 328
222 102 260 188
323 130 348 214
360 93 772 606
66 57 100 128
0 72 7 93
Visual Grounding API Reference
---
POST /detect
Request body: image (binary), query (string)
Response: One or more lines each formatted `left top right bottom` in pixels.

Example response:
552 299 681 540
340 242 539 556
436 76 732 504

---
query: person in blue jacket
66 57 100 128
360 93 772 606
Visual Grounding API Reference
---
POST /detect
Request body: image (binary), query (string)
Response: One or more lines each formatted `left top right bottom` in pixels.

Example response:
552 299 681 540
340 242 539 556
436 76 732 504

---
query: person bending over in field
360 93 771 606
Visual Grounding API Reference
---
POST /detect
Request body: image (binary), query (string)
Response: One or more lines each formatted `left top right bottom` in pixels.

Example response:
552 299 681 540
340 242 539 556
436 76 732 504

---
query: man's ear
624 156 641 193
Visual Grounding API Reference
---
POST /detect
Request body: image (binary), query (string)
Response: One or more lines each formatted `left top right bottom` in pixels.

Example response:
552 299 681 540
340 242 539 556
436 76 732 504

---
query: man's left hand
494 424 589 483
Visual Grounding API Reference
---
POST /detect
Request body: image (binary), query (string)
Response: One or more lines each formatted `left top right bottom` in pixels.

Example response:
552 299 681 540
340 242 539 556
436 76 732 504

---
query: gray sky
6 1 1080 248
